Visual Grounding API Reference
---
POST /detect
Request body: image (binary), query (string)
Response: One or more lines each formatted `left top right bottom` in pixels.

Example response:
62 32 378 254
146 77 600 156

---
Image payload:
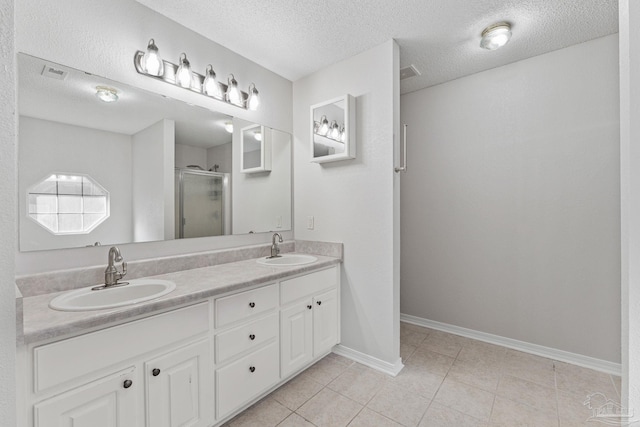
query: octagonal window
27 174 109 234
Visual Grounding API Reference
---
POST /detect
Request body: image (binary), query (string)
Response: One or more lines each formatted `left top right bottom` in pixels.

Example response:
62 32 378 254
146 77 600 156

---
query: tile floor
223 322 621 426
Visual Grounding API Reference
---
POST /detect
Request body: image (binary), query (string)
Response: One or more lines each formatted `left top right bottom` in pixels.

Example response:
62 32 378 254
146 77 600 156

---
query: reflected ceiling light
225 74 243 106
480 22 512 50
247 83 260 111
254 131 262 141
318 116 329 136
176 53 192 88
203 64 221 98
224 122 233 133
95 86 118 103
143 39 163 76
329 120 340 139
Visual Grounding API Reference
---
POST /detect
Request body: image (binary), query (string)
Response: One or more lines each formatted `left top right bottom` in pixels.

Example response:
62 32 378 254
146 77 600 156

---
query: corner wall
400 35 620 363
0 0 17 423
293 40 401 367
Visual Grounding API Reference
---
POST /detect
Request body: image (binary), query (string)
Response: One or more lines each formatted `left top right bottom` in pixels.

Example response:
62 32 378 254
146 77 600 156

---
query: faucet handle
119 261 128 279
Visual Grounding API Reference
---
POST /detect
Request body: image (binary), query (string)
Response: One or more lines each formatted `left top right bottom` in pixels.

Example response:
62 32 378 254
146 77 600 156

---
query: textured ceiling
135 0 618 94
19 54 233 148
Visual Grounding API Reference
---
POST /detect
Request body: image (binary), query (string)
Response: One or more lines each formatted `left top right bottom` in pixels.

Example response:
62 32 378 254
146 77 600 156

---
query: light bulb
203 65 221 98
226 74 242 106
224 122 233 133
318 116 329 136
480 22 512 50
95 86 118 103
247 83 260 110
340 125 346 142
254 131 262 141
176 53 192 88
329 121 340 139
143 39 163 76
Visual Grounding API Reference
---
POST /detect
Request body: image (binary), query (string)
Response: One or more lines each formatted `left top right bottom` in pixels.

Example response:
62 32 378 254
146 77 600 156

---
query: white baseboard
400 313 621 376
332 344 404 377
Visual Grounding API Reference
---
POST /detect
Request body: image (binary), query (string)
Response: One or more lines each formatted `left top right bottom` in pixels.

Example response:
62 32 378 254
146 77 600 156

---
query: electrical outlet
307 216 314 230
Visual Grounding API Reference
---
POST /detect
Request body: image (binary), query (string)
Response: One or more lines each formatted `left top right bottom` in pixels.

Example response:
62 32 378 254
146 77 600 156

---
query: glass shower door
176 170 227 239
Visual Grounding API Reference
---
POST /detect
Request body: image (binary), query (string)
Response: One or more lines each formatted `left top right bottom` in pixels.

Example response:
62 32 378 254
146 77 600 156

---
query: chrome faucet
104 246 127 287
269 233 283 258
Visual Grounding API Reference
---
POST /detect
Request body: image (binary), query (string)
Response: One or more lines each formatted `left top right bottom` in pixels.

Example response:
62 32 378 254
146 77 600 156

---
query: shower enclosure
174 168 231 239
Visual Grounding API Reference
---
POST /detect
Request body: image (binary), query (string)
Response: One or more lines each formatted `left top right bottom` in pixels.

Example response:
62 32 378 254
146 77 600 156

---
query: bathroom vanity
17 250 341 427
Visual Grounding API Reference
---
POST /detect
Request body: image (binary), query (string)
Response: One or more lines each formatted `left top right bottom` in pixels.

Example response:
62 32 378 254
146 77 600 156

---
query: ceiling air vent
41 64 68 80
400 64 421 80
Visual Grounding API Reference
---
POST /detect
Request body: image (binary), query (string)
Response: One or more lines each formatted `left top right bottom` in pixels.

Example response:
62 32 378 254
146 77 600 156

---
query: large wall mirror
18 53 292 252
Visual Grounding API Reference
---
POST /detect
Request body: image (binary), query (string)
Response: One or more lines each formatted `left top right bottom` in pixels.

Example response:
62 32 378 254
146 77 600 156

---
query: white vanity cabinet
280 266 340 378
27 302 214 427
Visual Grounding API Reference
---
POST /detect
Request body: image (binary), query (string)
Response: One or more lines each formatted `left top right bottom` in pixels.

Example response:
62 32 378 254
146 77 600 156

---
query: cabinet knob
249 334 256 341
152 368 161 377
249 302 256 308
249 366 256 373
307 305 312 310
317 301 322 306
123 379 133 389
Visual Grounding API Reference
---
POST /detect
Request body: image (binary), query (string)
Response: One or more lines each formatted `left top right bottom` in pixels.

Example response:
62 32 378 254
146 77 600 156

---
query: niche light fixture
480 22 512 50
254 130 262 141
224 122 234 133
95 86 119 103
134 39 260 110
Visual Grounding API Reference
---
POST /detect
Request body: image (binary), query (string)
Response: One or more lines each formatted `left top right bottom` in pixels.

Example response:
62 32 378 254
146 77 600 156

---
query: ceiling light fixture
254 131 262 141
143 39 163 76
133 40 260 110
95 86 119 103
224 122 234 133
480 22 512 50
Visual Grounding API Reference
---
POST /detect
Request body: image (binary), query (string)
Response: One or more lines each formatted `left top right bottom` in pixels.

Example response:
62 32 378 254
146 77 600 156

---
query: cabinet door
145 339 214 427
313 288 339 357
280 300 313 378
34 367 138 427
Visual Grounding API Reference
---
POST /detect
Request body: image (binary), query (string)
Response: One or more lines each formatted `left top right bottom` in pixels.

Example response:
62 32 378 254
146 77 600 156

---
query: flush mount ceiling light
480 22 512 50
254 130 262 141
95 86 118 103
224 122 234 133
133 39 260 110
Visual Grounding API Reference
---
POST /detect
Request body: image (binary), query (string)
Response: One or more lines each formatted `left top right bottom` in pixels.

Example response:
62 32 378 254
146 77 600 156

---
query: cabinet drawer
216 341 279 419
33 302 210 393
215 284 278 328
216 312 278 364
280 267 338 305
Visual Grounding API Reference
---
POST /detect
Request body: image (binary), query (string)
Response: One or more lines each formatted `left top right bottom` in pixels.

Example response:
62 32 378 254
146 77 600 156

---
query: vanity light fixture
247 83 260 111
329 121 340 140
133 40 259 110
224 122 234 133
176 53 192 88
480 22 512 50
95 86 119 103
203 65 221 98
339 125 346 143
318 116 329 136
226 74 243 107
143 39 163 76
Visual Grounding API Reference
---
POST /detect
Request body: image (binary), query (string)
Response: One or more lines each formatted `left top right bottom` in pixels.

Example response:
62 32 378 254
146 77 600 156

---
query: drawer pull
152 368 161 377
249 366 256 373
249 334 256 341
317 300 322 306
307 305 312 310
249 302 256 308
123 379 133 389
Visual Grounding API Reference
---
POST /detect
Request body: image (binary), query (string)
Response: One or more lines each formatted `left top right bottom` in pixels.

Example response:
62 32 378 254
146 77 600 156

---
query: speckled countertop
22 253 341 344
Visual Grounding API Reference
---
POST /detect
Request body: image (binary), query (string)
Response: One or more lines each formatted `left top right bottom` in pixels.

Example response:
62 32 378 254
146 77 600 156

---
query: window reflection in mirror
17 53 292 252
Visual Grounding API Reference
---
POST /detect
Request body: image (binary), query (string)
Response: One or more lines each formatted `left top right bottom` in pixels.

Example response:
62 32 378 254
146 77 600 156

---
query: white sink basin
256 254 318 266
49 279 176 312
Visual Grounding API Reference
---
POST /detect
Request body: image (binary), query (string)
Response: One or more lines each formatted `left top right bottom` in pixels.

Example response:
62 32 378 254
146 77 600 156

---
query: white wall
401 35 620 363
293 40 401 366
15 0 293 274
175 143 207 169
620 0 640 409
208 143 232 173
132 119 175 242
232 119 292 234
0 0 17 423
19 117 133 250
